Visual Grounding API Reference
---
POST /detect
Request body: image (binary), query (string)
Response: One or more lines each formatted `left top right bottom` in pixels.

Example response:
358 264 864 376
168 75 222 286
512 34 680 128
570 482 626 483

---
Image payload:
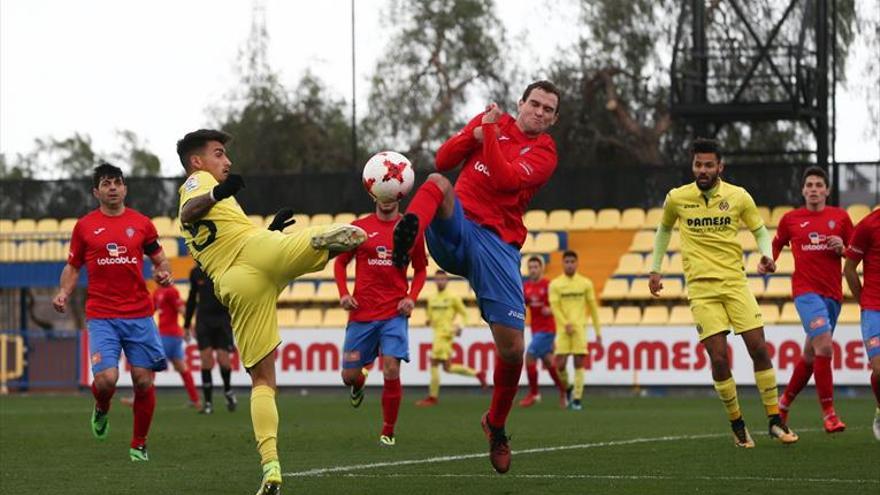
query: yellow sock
429 365 440 399
448 364 477 377
251 385 279 465
558 369 569 389
573 368 585 400
754 368 780 416
713 377 742 421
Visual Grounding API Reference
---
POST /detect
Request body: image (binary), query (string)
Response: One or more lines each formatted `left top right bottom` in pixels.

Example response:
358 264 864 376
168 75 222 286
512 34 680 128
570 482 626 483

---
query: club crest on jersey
718 200 729 211
828 220 835 229
183 176 199 192
126 227 135 238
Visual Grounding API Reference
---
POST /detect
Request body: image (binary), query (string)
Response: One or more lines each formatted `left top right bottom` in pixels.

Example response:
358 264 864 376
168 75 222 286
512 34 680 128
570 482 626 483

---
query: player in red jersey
519 256 568 408
152 284 200 408
52 163 172 462
772 167 853 432
843 208 880 441
391 80 560 472
335 196 427 446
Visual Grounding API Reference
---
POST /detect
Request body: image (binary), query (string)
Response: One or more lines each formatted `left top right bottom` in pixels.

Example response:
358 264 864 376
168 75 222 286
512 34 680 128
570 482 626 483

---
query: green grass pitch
1 389 877 494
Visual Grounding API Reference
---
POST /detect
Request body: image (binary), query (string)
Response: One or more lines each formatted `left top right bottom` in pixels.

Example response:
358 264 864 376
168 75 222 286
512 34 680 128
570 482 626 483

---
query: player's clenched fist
212 174 245 201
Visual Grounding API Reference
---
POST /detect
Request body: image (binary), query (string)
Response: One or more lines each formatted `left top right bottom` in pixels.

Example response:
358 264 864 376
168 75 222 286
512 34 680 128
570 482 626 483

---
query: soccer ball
362 151 415 203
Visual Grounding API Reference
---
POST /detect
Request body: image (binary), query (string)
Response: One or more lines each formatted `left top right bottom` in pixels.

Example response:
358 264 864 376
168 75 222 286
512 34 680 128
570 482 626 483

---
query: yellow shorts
430 333 455 361
555 328 587 355
687 278 763 341
215 226 331 368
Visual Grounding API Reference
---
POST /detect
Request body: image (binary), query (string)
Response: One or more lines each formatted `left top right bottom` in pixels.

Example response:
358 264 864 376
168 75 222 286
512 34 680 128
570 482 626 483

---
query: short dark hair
563 250 578 260
801 166 829 188
690 137 722 161
177 129 232 170
522 80 561 114
435 270 447 276
527 256 543 265
92 162 124 189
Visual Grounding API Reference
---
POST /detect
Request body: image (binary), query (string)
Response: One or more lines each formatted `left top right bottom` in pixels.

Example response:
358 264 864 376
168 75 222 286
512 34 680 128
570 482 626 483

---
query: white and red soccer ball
362 151 415 203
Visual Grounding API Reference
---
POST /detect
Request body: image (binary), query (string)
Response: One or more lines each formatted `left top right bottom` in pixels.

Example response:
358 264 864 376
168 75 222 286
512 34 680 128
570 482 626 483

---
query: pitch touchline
322 473 878 484
285 430 830 478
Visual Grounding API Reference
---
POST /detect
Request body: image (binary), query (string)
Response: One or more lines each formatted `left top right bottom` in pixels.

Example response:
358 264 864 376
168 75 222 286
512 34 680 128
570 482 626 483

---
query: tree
362 0 508 168
114 130 161 177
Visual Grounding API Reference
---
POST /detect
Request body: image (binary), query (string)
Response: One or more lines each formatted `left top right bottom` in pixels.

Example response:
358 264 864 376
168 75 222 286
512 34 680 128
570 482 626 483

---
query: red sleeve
772 214 790 260
481 123 557 192
435 113 484 171
845 219 872 262
171 287 185 309
840 213 854 245
143 218 162 256
68 220 86 268
407 237 428 300
334 250 354 297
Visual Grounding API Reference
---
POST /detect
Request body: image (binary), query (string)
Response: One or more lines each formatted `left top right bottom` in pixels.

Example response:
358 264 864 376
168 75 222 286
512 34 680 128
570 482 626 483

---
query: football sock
813 355 835 417
220 366 232 393
201 369 213 405
405 180 444 242
180 370 199 404
872 372 880 407
429 365 440 399
713 377 742 421
353 368 367 389
754 368 780 416
573 368 585 400
449 364 477 377
487 356 522 428
131 385 156 449
91 381 115 413
381 378 402 437
547 365 565 392
526 362 539 396
557 368 569 390
250 385 279 465
781 357 812 410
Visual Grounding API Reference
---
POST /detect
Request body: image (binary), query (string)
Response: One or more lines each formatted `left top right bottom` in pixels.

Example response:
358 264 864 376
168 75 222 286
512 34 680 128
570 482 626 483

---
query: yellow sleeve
585 280 601 337
739 190 764 231
549 280 568 325
659 192 678 228
426 298 434 323
453 296 469 326
179 171 217 216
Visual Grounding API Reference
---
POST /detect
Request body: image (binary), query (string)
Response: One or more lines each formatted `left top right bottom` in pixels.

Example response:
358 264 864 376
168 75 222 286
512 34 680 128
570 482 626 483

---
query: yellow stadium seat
334 212 357 224
778 302 799 324
570 209 596 230
594 209 621 230
775 251 794 274
748 277 765 298
13 219 36 233
150 216 177 237
35 218 59 233
291 214 311 229
322 308 349 328
614 306 642 325
410 308 428 327
641 306 669 325
418 282 438 302
595 306 614 327
629 231 654 253
159 238 179 258
838 303 861 324
0 241 15 261
668 231 681 251
0 219 13 233
293 308 322 328
520 233 536 253
764 277 791 298
614 253 644 276
642 208 664 229
546 209 572 230
627 278 653 301
14 241 41 261
301 262 334 280
523 210 548 231
744 252 763 275
58 218 78 233
314 282 341 303
736 230 758 252
289 282 316 302
311 213 334 226
277 285 295 303
447 279 474 301
668 306 693 326
666 253 683 274
466 306 483 326
657 278 683 300
600 279 629 301
37 241 66 261
756 206 771 227
846 204 870 224
760 304 780 325
769 206 794 228
277 309 298 327
620 208 645 229
532 232 559 253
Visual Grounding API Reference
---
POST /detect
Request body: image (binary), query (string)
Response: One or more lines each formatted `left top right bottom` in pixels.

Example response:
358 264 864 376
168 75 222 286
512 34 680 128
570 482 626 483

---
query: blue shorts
426 199 525 330
861 309 880 360
342 316 409 369
161 335 185 361
527 331 555 358
793 293 841 338
87 317 167 374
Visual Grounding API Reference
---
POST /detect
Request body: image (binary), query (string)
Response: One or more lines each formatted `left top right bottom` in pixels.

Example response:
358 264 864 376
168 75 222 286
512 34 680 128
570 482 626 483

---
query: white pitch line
323 473 878 485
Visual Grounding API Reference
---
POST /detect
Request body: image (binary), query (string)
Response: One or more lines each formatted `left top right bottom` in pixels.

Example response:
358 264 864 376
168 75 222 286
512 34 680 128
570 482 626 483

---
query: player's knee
426 173 452 194
341 369 358 385
748 346 771 366
132 374 153 390
709 354 730 375
497 345 524 365
871 358 880 375
93 374 116 391
383 361 401 380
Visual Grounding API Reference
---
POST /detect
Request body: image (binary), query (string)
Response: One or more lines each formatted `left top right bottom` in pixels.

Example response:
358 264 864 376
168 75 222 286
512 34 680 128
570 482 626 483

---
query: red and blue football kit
524 278 555 332
153 285 184 337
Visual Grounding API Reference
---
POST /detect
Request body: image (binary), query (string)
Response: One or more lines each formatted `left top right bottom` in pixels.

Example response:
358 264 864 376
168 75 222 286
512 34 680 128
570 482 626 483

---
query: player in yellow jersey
649 137 797 448
176 129 366 495
416 271 488 406
549 251 601 411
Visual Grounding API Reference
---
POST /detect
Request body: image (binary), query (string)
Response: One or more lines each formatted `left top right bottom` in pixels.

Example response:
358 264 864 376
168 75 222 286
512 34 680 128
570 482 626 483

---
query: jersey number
184 220 217 252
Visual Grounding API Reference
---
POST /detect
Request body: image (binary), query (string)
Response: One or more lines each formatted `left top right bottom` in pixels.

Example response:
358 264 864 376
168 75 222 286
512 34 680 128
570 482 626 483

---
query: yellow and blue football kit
549 273 601 356
426 289 469 360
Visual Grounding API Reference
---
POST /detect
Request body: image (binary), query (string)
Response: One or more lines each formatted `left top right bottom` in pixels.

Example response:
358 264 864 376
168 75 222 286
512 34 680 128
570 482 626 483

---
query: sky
1 0 877 179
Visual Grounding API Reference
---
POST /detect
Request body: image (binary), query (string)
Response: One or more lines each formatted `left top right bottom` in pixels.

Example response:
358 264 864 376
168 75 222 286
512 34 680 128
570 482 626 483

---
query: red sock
180 371 199 405
91 382 116 413
526 362 539 396
872 372 880 407
131 385 156 449
405 180 444 242
381 377 402 437
355 371 366 389
487 356 522 428
547 365 565 392
781 358 812 408
813 355 835 417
